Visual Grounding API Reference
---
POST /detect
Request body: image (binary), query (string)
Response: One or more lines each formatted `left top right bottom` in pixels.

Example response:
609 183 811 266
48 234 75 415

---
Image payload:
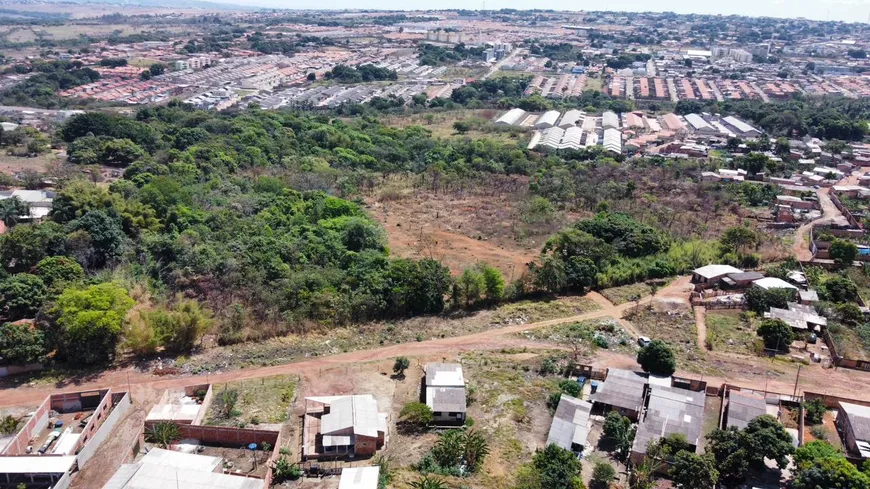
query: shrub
591 461 616 488
399 402 434 428
145 421 181 448
636 340 676 376
804 398 827 425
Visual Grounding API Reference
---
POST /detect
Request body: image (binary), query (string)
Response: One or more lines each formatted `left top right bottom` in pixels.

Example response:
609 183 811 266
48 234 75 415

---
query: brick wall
2 396 50 454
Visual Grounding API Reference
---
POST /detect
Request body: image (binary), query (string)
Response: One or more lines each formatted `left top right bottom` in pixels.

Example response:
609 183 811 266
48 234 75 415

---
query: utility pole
793 365 802 397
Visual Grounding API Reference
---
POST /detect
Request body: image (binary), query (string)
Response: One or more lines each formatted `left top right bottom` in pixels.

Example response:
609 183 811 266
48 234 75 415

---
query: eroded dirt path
695 306 708 351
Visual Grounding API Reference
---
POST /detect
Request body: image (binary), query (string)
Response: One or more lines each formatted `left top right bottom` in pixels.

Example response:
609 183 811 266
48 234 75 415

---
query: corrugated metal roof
426 364 464 387
546 394 592 451
589 368 646 413
841 402 870 443
633 385 705 455
339 466 380 489
101 461 264 489
726 391 767 430
318 395 382 439
426 387 466 413
0 455 76 474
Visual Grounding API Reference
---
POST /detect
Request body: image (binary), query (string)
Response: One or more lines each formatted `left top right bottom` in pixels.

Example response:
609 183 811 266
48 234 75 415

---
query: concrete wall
2 396 50 454
187 384 214 426
75 392 131 468
262 429 284 487
50 390 108 413
71 390 113 455
805 391 870 409
52 470 72 489
152 424 280 448
0 363 43 378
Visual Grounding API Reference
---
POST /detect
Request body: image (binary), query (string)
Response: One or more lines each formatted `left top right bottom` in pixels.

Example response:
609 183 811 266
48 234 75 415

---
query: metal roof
495 108 526 126
723 116 760 134
0 455 76 474
339 466 380 489
546 394 592 452
752 277 798 291
840 402 870 444
692 264 743 279
140 448 222 473
589 368 646 413
425 363 464 387
426 387 466 414
633 385 705 455
726 391 767 430
319 395 381 439
534 110 561 128
101 461 264 489
602 111 619 129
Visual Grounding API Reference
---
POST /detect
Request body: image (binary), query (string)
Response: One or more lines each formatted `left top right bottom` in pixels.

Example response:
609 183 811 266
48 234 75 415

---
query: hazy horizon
211 0 869 24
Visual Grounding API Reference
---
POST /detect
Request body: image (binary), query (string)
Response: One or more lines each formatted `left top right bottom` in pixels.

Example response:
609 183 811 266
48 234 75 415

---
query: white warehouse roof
534 110 561 128
602 111 619 129
495 108 526 126
723 116 760 135
685 113 712 131
692 264 743 279
557 109 584 128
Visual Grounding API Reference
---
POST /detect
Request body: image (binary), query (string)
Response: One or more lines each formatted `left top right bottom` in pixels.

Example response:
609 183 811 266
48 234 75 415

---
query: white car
638 336 651 347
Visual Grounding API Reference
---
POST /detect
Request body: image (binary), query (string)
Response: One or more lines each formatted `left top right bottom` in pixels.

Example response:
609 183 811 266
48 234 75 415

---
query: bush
399 402 434 428
145 421 181 448
804 398 827 425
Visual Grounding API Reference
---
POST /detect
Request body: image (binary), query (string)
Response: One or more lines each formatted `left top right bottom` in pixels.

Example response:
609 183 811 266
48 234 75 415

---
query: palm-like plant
145 421 181 448
462 429 490 471
410 475 447 489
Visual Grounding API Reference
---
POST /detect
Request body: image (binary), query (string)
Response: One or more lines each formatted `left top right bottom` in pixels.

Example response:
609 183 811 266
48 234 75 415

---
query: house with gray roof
838 401 870 459
631 385 705 464
303 395 388 459
425 363 466 425
725 391 767 430
546 394 592 455
589 368 647 421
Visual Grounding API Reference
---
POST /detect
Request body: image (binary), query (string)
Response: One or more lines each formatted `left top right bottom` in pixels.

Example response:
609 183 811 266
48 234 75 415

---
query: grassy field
492 296 600 325
625 301 706 371
705 310 760 355
516 316 637 356
600 282 653 305
205 374 297 426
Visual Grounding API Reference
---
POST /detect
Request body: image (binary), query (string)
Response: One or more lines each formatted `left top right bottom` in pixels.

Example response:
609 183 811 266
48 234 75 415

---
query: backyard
205 375 298 427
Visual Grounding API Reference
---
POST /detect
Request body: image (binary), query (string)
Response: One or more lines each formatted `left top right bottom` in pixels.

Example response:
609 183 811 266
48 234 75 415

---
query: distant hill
0 0 265 12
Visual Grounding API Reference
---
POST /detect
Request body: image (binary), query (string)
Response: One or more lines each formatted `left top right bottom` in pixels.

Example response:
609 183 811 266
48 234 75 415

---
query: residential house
691 264 744 288
303 395 388 459
425 363 466 425
837 401 870 459
589 368 647 421
631 385 705 464
724 391 767 430
546 394 593 455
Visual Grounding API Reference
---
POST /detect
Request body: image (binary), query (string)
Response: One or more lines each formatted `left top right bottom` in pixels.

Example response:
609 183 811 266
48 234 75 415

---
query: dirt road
694 306 708 351
2 275 868 409
791 171 866 261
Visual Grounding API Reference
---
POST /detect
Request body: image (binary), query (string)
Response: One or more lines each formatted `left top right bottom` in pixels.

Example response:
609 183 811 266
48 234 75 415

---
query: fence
156 424 281 448
804 391 870 409
185 384 214 426
76 392 132 468
2 395 50 454
692 300 744 310
822 328 870 371
0 363 43 378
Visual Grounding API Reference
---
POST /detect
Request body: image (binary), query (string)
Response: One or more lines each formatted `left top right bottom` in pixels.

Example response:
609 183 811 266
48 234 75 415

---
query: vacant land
624 299 705 370
600 282 654 305
492 296 599 325
364 174 571 277
205 374 297 426
705 310 760 355
516 316 638 357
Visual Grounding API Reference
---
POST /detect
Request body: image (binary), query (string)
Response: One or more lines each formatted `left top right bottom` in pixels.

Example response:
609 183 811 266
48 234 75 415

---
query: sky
217 0 870 23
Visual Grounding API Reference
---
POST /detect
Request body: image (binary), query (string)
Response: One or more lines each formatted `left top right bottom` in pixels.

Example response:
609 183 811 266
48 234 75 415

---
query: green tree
143 298 211 353
720 226 760 256
532 443 583 489
71 210 127 269
0 274 46 320
602 410 635 460
741 414 795 469
591 461 616 489
399 402 433 428
453 121 471 134
830 239 858 268
794 440 841 471
393 356 410 377
146 421 181 448
479 262 505 302
48 283 135 365
793 453 870 489
454 268 485 307
0 415 18 435
670 451 718 489
756 318 795 351
149 63 166 76
0 197 29 227
822 275 859 303
218 388 239 418
636 339 676 376
0 222 67 273
34 256 84 290
706 427 749 487
0 322 45 364
462 429 490 471
804 398 827 425
745 286 794 314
